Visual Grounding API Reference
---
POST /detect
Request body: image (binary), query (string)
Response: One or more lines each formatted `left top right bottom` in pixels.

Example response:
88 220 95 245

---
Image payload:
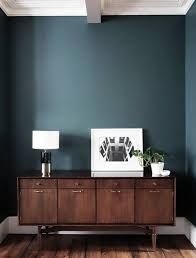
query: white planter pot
151 162 164 176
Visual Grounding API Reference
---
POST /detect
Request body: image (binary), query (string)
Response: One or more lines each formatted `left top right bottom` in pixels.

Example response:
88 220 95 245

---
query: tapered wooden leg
152 226 157 251
38 226 42 250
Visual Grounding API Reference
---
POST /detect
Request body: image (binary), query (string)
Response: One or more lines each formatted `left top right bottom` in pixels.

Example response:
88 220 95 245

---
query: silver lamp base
42 163 51 177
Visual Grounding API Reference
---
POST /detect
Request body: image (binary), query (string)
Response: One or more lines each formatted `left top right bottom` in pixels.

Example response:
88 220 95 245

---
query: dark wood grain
101 239 117 258
58 189 96 224
97 189 134 224
0 235 195 257
86 239 102 258
0 234 33 257
172 235 196 257
0 234 19 256
20 189 57 224
159 236 183 257
135 189 174 224
36 235 57 258
130 236 151 258
69 239 86 258
55 236 72 258
23 236 40 258
112 238 133 258
9 235 33 257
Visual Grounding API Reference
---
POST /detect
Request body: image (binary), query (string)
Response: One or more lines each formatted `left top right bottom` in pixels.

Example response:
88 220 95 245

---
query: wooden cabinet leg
38 226 42 250
152 226 157 251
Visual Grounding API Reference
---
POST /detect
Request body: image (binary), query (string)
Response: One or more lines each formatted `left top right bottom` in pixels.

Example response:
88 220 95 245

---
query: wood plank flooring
0 235 195 258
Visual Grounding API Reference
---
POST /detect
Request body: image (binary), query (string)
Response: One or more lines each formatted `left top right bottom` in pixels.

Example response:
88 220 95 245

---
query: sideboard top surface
17 170 175 179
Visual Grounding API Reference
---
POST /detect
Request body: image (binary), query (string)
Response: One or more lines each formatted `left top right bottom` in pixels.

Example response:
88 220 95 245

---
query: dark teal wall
8 16 185 215
186 2 196 225
0 9 8 222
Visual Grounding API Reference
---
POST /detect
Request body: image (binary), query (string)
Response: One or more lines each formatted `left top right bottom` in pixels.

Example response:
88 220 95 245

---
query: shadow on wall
186 152 196 225
143 129 151 149
8 17 37 215
0 10 8 221
52 134 91 170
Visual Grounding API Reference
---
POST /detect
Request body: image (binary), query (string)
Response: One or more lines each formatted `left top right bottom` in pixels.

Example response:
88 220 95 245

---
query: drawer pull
152 182 157 186
113 182 119 186
74 182 80 186
36 182 42 186
72 190 83 193
34 190 44 193
149 190 160 193
110 190 121 193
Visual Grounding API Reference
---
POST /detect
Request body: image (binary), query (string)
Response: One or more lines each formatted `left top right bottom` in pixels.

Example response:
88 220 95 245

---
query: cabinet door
135 189 174 224
58 189 96 224
97 189 134 224
20 189 57 224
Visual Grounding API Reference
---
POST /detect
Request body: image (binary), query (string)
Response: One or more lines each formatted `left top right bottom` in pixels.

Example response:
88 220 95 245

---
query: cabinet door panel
97 189 134 224
20 189 57 224
58 189 96 224
135 189 174 224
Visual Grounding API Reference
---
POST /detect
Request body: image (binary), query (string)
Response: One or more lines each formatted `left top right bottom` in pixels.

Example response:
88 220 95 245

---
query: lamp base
41 151 52 177
42 163 51 177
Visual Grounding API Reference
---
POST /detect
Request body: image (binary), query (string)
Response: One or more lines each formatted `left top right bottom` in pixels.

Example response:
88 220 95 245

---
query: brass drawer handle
110 190 121 193
149 190 160 193
72 190 83 193
34 190 44 193
152 182 157 186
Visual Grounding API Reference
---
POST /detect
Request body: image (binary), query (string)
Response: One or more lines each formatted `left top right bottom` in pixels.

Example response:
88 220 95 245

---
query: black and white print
99 137 134 161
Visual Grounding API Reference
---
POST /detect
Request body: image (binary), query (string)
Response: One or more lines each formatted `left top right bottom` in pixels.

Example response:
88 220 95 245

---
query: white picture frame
91 128 143 172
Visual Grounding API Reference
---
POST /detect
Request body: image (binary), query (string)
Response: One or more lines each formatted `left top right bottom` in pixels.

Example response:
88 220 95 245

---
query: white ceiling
0 0 194 22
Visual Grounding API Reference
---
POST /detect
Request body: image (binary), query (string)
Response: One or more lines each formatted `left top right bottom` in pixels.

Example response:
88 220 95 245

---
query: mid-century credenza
17 172 176 250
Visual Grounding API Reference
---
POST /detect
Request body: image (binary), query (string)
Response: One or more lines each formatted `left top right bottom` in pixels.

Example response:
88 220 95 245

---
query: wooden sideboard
17 175 176 250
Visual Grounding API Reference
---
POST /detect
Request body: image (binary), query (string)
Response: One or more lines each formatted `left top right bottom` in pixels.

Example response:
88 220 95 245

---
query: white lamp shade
32 130 59 150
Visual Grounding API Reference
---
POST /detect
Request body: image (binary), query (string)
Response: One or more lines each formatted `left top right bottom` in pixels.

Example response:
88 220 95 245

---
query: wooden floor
0 234 195 258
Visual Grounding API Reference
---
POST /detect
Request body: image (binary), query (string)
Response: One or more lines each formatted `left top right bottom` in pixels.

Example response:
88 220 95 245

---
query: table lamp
32 130 59 177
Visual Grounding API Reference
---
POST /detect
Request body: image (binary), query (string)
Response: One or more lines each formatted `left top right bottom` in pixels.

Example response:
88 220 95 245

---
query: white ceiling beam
85 0 101 23
0 0 9 15
0 0 193 17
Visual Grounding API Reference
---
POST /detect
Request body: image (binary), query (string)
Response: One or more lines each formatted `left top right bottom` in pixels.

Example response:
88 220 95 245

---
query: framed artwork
91 128 143 172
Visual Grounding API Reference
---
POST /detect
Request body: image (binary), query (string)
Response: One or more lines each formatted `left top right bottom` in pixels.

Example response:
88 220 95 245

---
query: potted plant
132 147 166 175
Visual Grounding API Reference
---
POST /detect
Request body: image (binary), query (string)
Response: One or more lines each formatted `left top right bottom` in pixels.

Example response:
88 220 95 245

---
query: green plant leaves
132 146 166 167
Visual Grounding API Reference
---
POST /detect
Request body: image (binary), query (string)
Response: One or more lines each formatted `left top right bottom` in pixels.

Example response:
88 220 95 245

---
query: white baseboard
0 218 8 243
8 217 38 235
184 218 196 248
7 216 187 235
0 216 194 246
